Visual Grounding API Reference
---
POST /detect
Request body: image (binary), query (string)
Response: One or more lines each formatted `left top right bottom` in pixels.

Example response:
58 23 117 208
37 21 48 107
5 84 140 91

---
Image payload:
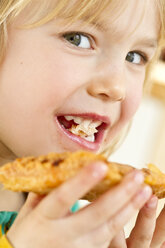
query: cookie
0 151 165 201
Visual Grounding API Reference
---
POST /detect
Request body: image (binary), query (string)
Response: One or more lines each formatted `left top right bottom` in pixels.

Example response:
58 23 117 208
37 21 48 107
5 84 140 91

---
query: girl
0 0 165 247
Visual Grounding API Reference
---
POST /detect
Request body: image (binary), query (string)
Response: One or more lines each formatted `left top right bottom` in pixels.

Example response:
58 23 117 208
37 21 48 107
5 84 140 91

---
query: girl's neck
0 141 16 166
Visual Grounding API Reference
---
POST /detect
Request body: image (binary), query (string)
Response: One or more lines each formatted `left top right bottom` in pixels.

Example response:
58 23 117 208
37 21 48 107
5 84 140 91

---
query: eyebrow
134 38 158 49
78 17 158 49
80 17 109 32
91 21 108 32
93 23 158 49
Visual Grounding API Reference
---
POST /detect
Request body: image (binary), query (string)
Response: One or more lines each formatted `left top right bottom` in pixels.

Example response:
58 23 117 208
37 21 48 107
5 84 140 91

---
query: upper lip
57 113 111 126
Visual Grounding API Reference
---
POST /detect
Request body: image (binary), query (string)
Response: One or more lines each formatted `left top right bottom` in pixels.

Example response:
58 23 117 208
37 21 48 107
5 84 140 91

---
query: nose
86 67 126 102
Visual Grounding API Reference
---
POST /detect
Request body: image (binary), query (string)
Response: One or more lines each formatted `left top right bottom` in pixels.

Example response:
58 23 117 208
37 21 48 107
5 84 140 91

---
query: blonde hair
0 0 165 158
0 0 121 63
0 0 164 62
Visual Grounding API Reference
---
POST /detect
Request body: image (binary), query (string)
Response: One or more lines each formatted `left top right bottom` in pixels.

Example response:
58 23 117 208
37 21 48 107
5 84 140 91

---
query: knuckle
108 218 119 236
123 181 139 196
132 194 144 209
79 172 92 186
56 189 71 207
101 225 111 240
94 201 113 221
142 208 156 219
93 226 110 246
132 200 141 209
128 234 152 247
138 234 152 243
92 207 105 221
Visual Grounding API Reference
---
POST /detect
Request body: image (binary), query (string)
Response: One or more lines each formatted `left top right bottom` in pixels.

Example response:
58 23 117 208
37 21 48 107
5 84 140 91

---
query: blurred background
110 44 165 236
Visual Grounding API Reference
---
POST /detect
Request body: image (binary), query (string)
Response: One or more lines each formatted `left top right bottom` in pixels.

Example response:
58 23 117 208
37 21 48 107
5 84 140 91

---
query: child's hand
7 162 151 248
109 195 165 247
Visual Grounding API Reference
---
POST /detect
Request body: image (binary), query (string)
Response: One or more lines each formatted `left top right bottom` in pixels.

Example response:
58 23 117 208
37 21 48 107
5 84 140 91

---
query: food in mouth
57 115 106 142
0 151 165 201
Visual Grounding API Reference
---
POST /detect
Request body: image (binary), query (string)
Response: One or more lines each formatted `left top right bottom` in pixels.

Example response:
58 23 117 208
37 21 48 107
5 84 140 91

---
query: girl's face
0 0 160 157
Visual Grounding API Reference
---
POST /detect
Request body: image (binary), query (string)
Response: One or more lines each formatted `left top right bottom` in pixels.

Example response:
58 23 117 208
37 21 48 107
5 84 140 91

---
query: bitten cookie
0 151 165 201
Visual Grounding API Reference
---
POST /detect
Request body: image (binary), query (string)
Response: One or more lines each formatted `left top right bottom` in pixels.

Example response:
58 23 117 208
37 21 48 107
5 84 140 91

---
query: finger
67 170 144 234
83 186 152 243
151 203 165 248
109 230 127 248
12 193 46 224
79 227 126 247
36 162 107 219
105 186 152 239
127 195 158 248
21 192 45 215
78 224 111 248
25 193 46 209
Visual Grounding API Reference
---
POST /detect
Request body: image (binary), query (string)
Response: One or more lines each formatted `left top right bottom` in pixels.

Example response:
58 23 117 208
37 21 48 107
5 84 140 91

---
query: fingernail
91 162 108 179
134 186 152 207
133 171 144 184
140 186 152 199
146 195 158 209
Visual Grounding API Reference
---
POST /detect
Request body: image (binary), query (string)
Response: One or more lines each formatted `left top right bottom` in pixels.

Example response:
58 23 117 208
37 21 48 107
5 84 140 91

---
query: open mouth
56 115 108 144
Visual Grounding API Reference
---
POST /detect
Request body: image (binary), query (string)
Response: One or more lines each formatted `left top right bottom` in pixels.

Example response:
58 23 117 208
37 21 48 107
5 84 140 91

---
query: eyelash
61 32 149 65
62 31 94 49
126 50 149 66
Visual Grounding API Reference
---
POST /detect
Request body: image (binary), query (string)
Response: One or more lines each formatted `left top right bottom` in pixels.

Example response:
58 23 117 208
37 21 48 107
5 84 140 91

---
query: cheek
103 81 143 149
0 36 84 115
0 56 80 116
121 82 143 121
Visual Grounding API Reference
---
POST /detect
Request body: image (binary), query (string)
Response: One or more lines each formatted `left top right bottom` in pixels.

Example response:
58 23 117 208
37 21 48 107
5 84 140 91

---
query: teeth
90 120 102 128
83 134 95 142
64 116 102 128
65 116 74 121
73 117 84 124
64 115 102 141
65 116 84 124
81 119 92 129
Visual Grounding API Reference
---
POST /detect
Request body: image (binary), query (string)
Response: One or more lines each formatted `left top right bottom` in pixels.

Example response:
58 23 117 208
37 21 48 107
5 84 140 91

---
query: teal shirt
0 211 17 235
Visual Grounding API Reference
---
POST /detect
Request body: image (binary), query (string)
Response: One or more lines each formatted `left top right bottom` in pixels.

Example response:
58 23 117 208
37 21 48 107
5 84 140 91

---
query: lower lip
55 117 107 151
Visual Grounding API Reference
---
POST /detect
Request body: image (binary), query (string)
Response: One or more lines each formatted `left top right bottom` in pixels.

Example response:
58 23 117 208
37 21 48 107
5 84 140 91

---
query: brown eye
63 33 91 48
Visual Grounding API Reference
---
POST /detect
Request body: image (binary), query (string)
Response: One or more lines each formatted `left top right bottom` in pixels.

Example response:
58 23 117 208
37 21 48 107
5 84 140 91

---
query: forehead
91 0 160 41
16 0 160 40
